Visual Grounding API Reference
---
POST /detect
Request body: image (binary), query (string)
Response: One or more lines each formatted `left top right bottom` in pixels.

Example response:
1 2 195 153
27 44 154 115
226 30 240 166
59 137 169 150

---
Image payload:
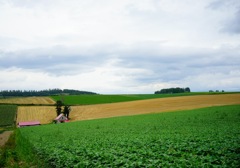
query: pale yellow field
17 106 56 124
0 97 55 105
70 94 240 121
17 94 240 124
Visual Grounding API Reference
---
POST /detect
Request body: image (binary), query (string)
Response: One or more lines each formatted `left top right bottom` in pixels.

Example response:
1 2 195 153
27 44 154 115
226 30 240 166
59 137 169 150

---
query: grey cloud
207 0 240 10
222 9 240 34
207 0 224 9
207 0 240 34
3 0 56 9
0 46 112 75
110 43 240 85
2 41 239 86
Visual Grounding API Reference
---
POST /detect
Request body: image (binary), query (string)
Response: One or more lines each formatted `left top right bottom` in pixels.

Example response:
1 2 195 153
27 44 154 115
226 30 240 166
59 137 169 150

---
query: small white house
54 114 68 123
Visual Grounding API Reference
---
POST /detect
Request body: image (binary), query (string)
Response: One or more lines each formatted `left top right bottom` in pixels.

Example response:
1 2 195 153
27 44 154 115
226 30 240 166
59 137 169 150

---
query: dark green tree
185 87 191 92
55 100 63 116
63 105 71 119
155 87 191 94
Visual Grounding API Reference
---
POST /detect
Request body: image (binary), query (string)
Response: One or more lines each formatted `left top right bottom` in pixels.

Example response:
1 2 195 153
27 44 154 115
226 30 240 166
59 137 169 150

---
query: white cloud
0 0 240 93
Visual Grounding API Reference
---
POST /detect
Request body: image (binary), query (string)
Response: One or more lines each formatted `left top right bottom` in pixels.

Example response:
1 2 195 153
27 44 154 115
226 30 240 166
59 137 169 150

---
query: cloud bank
0 0 240 93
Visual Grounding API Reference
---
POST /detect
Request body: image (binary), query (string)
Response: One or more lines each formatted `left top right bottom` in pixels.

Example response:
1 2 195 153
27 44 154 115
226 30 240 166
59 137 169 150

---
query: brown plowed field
0 97 55 105
17 94 240 124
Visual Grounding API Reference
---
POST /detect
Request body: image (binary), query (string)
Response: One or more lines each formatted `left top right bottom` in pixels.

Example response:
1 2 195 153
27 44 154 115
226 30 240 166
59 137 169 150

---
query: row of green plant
0 105 18 167
50 92 238 105
0 105 17 127
0 132 18 167
0 131 46 168
17 105 240 167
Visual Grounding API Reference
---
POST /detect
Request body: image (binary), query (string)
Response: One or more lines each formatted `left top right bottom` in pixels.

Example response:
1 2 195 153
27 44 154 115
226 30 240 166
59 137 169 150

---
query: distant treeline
155 87 191 94
0 89 97 97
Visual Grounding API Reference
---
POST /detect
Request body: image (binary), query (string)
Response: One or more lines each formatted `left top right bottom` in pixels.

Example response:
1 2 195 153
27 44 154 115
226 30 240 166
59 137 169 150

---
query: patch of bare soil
70 94 240 121
0 131 13 147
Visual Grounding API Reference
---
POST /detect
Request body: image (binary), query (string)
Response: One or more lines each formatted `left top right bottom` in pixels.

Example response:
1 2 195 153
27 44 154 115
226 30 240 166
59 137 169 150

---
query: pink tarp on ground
18 121 40 127
54 114 68 122
55 114 64 120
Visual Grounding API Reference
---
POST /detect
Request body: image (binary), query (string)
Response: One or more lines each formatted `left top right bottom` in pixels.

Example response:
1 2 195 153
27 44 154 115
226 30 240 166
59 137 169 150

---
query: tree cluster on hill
209 90 224 93
155 87 191 94
55 100 71 118
0 89 97 97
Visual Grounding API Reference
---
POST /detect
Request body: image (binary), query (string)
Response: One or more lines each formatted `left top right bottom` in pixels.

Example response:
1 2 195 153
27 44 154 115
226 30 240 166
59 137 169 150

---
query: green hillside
50 92 236 105
17 105 240 167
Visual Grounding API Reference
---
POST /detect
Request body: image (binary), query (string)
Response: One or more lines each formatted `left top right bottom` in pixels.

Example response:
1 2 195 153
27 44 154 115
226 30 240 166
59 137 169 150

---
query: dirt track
70 94 240 121
0 131 13 146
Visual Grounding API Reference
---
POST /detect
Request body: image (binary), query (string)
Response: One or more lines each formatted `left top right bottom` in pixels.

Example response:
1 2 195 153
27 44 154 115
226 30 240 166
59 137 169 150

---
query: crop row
0 105 17 127
18 105 240 167
0 97 55 105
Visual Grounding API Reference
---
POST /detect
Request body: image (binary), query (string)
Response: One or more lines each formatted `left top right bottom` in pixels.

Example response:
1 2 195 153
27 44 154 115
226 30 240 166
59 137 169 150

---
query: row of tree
209 90 225 93
0 89 97 97
155 87 191 94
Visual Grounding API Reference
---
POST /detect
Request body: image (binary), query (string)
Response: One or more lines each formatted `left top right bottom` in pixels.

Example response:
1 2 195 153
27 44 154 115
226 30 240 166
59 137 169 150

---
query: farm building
54 114 69 123
18 121 41 127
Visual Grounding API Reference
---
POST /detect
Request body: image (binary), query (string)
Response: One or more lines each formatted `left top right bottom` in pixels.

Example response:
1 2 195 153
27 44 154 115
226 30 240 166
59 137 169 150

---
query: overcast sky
0 0 240 94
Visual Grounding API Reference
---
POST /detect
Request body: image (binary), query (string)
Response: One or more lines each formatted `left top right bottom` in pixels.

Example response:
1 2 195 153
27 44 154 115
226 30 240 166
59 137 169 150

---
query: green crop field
50 92 236 105
17 105 240 167
0 105 17 127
